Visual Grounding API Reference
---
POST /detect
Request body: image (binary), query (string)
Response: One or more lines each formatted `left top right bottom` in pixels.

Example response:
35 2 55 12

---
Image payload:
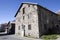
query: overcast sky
0 0 60 24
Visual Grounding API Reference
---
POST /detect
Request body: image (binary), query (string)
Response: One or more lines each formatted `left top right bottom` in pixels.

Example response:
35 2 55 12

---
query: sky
0 0 60 24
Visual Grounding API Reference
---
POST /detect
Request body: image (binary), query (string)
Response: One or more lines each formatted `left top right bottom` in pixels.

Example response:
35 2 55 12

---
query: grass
41 34 58 40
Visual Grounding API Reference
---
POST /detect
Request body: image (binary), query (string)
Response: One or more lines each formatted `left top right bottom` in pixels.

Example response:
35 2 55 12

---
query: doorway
22 25 25 36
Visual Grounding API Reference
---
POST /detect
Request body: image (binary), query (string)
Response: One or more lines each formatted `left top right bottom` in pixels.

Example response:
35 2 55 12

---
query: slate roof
14 2 58 17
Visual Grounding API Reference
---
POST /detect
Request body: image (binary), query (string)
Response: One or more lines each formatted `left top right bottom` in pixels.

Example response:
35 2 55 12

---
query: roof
37 5 58 15
14 2 58 17
7 20 15 25
14 2 38 17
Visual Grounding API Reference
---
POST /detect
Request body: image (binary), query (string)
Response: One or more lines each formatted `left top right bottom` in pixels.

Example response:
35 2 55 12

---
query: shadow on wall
0 33 14 36
44 25 60 35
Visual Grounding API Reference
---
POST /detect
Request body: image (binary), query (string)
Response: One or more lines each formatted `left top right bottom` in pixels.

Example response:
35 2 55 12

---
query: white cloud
56 10 60 13
56 10 60 14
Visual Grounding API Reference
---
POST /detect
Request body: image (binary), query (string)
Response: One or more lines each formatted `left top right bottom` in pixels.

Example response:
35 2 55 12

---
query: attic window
22 25 25 30
28 5 30 7
23 8 25 14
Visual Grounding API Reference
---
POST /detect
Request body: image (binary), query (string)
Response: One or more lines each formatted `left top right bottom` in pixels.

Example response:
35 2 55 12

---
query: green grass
41 34 58 40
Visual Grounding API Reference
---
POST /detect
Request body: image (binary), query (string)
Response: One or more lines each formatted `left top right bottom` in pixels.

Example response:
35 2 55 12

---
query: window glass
23 8 25 14
28 24 31 30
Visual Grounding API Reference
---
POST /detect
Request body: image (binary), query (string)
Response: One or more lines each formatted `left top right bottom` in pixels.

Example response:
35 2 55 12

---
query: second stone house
14 2 59 38
7 20 15 34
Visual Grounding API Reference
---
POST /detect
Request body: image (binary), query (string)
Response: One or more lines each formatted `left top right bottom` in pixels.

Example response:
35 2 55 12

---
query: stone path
11 35 42 40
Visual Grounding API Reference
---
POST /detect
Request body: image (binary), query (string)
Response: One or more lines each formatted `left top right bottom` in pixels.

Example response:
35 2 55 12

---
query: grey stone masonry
15 2 59 38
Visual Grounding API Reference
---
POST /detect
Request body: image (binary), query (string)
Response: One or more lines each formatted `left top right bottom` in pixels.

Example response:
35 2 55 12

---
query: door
22 25 25 36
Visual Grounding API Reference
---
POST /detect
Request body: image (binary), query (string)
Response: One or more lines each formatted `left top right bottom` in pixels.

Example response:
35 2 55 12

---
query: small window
18 26 20 30
23 8 25 14
22 25 25 30
23 16 24 20
44 24 47 29
28 24 31 30
28 5 30 7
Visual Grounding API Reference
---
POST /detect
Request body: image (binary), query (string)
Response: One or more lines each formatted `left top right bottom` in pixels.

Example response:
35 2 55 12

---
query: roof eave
14 3 23 17
14 2 38 17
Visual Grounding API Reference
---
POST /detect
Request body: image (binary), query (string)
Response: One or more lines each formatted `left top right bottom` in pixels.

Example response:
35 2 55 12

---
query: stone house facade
15 2 59 38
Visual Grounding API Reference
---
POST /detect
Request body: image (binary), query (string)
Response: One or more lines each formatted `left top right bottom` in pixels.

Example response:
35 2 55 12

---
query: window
44 24 47 29
23 16 24 20
22 25 25 30
18 26 20 30
28 24 31 30
23 8 25 14
28 5 30 7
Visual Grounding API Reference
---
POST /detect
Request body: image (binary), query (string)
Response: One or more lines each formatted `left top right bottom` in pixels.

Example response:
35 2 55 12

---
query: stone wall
15 3 59 38
15 4 39 38
38 5 59 37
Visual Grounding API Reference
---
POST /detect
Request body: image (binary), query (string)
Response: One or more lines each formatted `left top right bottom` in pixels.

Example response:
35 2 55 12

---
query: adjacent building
0 23 7 32
57 11 60 30
7 20 15 34
14 2 59 38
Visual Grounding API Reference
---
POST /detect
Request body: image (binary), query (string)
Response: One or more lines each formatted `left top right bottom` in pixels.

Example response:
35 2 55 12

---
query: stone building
56 11 60 31
0 23 7 32
14 2 58 38
7 20 15 34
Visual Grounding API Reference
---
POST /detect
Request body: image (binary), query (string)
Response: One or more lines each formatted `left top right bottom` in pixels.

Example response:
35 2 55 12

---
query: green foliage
41 34 58 40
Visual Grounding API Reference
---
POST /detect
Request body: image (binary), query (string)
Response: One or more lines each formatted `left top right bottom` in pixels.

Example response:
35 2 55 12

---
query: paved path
0 32 20 40
0 35 42 40
10 35 42 40
1 32 60 40
0 35 20 40
0 32 42 40
1 34 60 40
